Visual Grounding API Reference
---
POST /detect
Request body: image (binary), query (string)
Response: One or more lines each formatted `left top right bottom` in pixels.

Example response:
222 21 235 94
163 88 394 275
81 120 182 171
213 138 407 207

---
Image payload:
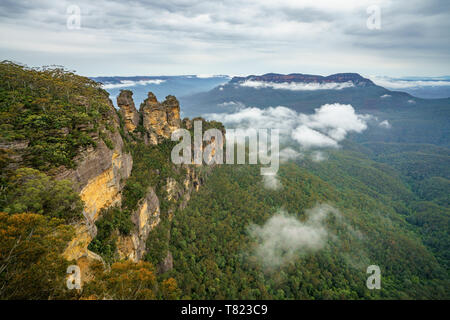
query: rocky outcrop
117 90 139 132
140 93 181 144
57 128 132 221
162 95 181 133
118 187 160 261
166 177 182 202
0 140 29 172
57 100 133 265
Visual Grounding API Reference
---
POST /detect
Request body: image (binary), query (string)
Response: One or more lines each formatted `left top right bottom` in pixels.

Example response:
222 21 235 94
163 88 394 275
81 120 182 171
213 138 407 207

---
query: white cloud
207 103 376 150
369 76 450 89
248 204 339 267
102 79 165 89
217 101 246 110
240 80 355 91
208 106 298 137
291 125 339 148
279 147 303 162
262 174 282 191
311 150 328 162
379 120 391 128
297 103 369 142
196 74 230 79
207 102 393 190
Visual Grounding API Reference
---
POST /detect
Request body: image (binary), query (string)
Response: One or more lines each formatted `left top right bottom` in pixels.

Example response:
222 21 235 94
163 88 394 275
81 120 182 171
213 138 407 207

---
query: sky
0 0 449 77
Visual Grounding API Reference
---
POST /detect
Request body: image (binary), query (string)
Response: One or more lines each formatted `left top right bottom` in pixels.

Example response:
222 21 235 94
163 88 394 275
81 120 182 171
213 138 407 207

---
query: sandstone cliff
117 90 139 132
139 92 181 144
56 98 133 271
117 187 160 261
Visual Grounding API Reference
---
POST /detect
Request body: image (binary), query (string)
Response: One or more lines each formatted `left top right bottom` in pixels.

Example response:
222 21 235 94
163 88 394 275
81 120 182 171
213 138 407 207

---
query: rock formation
140 92 181 144
117 90 139 132
54 90 221 280
118 187 160 261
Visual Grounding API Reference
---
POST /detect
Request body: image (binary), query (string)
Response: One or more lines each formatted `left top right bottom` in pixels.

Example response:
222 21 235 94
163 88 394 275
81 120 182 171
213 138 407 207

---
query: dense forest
166 146 449 299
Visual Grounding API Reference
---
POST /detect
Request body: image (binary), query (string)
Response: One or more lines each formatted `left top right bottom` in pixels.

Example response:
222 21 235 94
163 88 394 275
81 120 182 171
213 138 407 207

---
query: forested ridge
166 148 449 299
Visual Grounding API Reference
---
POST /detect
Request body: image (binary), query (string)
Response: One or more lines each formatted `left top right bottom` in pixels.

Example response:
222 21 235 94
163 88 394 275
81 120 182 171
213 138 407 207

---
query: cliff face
57 99 132 266
118 187 160 261
117 166 204 263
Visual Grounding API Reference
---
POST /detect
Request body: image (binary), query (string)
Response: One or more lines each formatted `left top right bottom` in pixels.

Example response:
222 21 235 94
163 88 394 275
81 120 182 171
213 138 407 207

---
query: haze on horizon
0 0 449 78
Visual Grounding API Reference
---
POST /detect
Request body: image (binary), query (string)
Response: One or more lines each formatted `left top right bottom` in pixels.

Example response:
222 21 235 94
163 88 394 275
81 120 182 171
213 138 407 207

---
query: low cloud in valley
248 204 340 268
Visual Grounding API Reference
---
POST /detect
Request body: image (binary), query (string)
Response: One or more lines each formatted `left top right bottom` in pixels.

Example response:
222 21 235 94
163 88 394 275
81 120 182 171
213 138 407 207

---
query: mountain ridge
230 72 375 87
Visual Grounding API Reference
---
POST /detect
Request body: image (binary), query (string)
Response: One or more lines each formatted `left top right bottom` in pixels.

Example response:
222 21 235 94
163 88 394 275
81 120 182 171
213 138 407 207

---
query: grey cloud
0 0 448 75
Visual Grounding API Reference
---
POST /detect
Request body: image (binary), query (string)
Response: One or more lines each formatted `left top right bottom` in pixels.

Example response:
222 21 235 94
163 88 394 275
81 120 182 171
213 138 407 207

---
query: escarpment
56 97 133 268
66 89 224 278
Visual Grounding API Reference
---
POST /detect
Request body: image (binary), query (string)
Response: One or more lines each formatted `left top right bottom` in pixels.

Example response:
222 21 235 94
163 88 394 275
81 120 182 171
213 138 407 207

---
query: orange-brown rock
162 95 181 133
117 187 161 261
57 99 133 267
117 90 139 132
140 92 181 144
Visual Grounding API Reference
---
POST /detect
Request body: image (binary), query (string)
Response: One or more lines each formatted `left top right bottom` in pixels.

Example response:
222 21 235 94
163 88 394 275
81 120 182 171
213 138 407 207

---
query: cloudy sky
0 0 449 76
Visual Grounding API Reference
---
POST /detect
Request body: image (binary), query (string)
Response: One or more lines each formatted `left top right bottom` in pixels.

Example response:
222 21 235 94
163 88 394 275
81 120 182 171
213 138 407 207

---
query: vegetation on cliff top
0 61 115 171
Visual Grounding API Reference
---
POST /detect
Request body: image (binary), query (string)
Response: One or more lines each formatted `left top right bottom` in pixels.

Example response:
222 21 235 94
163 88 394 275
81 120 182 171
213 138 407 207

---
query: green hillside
167 146 449 299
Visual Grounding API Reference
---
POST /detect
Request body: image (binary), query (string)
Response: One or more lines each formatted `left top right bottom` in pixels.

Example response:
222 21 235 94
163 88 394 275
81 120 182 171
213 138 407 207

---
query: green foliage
0 212 75 299
81 260 181 300
121 139 183 213
168 150 449 299
145 219 171 266
82 260 158 300
1 167 83 223
406 201 450 269
359 142 450 270
88 205 133 263
414 177 450 207
0 61 115 170
99 131 114 150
